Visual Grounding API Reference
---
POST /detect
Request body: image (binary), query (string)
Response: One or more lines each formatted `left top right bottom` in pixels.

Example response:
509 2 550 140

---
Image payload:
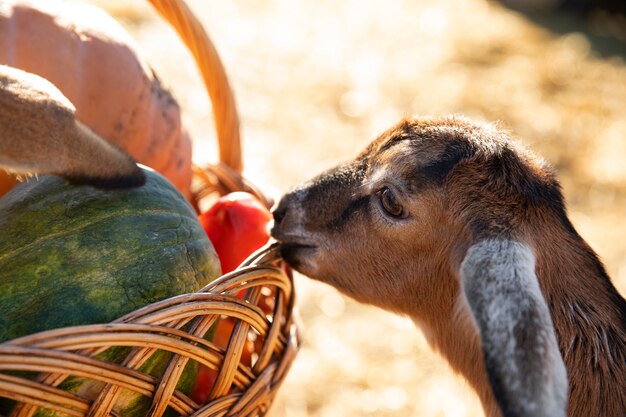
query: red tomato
190 366 217 404
199 192 272 273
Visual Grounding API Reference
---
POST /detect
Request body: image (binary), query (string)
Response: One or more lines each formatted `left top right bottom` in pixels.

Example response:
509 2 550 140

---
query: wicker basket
0 1 300 416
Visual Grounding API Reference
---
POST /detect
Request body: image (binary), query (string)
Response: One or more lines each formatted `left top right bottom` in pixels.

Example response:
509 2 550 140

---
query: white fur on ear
460 239 568 417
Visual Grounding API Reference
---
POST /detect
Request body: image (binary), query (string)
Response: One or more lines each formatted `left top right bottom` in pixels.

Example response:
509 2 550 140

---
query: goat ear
460 239 568 417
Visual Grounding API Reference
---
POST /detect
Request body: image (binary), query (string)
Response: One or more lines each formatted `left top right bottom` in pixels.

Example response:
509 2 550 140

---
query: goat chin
272 115 626 417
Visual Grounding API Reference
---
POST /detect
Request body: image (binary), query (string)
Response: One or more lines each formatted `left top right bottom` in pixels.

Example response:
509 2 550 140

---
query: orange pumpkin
0 0 192 198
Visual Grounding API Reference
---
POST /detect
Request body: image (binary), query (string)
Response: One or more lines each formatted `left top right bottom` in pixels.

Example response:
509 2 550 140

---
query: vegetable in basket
0 167 221 415
198 192 273 274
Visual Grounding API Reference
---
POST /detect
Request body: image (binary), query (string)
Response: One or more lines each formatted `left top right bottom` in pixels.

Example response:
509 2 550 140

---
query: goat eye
378 187 405 218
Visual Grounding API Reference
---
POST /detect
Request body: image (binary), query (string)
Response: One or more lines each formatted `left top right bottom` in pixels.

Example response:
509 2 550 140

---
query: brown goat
0 64 145 188
271 116 626 417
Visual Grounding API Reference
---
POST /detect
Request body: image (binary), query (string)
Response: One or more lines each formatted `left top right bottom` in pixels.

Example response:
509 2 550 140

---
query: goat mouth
278 242 318 268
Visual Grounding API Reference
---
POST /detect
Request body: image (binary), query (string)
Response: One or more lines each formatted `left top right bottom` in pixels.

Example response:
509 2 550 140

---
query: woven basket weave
0 1 300 416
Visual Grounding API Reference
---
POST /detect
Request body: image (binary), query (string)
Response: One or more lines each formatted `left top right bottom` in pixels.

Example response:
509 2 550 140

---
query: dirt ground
89 1 626 416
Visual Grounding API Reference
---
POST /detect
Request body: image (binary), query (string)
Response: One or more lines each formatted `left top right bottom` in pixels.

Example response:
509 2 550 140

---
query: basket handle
147 0 242 173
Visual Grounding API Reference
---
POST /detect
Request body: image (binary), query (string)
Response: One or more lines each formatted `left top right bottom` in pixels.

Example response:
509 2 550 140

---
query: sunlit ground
87 0 626 415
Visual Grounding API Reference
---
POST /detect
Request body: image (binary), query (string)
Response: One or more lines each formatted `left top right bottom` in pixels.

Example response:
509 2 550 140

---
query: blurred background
87 0 625 415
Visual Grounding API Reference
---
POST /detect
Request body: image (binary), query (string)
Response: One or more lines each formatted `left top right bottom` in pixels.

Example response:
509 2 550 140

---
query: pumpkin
0 166 220 416
0 0 193 198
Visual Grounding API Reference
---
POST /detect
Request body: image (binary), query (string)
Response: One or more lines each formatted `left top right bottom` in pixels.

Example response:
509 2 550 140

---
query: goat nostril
272 205 287 225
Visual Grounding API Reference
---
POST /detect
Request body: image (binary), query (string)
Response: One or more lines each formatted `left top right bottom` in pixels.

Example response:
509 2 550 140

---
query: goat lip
278 242 318 267
279 242 317 252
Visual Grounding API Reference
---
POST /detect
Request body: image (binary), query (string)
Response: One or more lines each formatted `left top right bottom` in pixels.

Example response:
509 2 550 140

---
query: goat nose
270 197 293 241
271 199 288 226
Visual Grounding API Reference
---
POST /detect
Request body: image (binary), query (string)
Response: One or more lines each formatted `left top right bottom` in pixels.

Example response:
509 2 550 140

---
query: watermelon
0 167 221 415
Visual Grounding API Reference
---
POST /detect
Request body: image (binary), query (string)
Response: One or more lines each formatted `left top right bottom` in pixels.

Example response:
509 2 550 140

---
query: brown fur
272 115 626 417
0 64 144 188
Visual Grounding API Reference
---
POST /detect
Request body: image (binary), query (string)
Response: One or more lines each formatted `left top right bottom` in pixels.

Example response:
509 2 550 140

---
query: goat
0 64 145 188
271 116 626 417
